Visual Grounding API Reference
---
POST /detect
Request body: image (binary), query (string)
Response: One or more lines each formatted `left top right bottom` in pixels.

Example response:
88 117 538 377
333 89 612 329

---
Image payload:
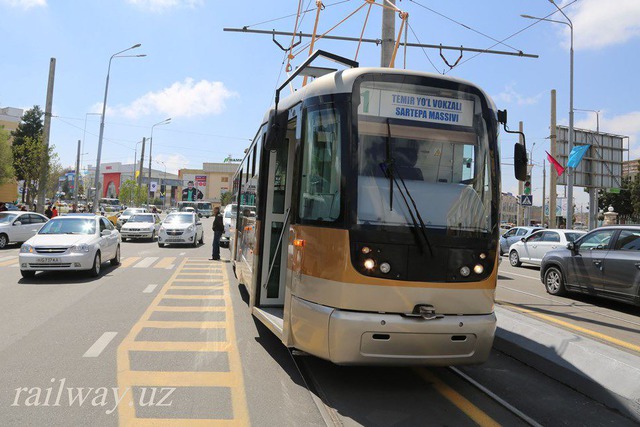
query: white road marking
0 255 16 262
179 252 186 256
166 264 174 270
133 257 159 268
143 284 158 293
499 270 539 281
83 332 118 357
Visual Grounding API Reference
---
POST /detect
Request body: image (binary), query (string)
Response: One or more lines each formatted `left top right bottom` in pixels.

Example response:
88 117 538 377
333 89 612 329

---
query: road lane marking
503 303 640 354
141 321 226 329
416 368 500 427
0 255 16 262
120 257 141 268
154 257 176 269
134 256 159 268
120 370 235 387
179 252 186 256
83 332 118 357
0 258 18 267
499 270 539 281
143 285 158 294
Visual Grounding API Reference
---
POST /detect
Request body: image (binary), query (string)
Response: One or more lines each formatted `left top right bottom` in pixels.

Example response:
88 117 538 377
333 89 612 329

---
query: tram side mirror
497 109 508 124
514 143 528 181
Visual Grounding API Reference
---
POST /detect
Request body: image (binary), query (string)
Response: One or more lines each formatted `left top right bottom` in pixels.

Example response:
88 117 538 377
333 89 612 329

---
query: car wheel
192 237 198 247
199 234 204 245
544 266 566 296
20 270 35 279
509 250 521 267
0 233 8 249
110 245 120 266
158 242 163 248
90 252 101 277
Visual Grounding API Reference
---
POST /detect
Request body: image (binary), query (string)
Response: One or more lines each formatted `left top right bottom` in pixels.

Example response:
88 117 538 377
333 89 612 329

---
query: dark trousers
212 230 222 259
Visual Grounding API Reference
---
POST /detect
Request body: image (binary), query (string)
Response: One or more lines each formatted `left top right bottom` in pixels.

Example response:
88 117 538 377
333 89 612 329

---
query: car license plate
38 257 60 263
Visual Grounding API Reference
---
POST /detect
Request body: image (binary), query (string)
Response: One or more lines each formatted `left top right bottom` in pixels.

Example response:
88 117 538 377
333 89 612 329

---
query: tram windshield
355 80 493 233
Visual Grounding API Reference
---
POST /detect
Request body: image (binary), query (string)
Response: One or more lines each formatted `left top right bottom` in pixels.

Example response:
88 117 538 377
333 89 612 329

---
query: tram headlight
479 253 487 260
361 246 372 254
473 264 484 275
459 266 471 277
363 258 375 270
379 262 391 274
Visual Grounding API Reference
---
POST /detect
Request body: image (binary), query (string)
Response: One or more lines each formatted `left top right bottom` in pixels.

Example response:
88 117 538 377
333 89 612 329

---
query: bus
230 57 526 365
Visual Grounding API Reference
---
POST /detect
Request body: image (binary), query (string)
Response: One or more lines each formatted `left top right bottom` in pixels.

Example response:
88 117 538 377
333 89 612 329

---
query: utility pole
517 121 524 226
137 137 146 206
381 0 395 67
549 90 557 228
73 140 81 208
37 58 56 214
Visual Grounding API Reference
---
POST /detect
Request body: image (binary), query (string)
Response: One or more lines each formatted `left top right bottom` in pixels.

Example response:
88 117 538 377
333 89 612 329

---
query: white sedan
0 211 49 249
158 212 203 247
508 229 587 267
19 214 121 279
120 213 161 241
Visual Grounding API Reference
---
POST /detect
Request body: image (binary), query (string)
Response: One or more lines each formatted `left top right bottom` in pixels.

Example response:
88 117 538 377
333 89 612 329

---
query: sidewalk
494 306 640 421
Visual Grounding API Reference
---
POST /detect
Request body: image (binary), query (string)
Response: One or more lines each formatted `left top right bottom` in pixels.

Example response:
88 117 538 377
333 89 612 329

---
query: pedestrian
45 205 53 219
71 203 77 213
210 206 224 261
20 205 27 211
51 206 58 218
0 202 6 212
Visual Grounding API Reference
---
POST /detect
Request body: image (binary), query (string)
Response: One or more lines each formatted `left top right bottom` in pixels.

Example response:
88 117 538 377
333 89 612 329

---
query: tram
230 52 527 365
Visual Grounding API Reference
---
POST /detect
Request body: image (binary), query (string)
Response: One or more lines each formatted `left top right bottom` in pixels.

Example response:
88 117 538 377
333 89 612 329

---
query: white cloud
557 0 640 50
154 153 189 174
99 78 237 119
126 0 202 12
493 84 543 106
0 0 46 9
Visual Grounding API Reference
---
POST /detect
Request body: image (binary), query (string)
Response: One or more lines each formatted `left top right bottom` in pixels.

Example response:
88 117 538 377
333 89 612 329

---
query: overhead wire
407 22 440 73
242 0 353 29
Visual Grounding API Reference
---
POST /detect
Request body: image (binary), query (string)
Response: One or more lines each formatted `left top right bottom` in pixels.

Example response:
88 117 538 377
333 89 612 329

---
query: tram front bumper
291 296 496 366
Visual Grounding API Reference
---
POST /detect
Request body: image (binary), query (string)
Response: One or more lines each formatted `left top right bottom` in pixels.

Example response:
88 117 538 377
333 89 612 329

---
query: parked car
508 229 586 267
221 204 237 248
19 214 121 278
499 226 543 256
116 207 148 230
157 212 204 247
540 226 640 306
120 213 161 241
0 211 49 249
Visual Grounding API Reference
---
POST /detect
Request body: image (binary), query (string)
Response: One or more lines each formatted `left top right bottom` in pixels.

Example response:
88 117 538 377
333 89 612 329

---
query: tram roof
264 67 496 121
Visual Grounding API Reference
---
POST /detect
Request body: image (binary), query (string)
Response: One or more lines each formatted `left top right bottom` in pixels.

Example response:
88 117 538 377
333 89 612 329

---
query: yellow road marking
166 285 224 291
120 256 141 268
154 257 176 269
416 368 501 427
161 294 225 300
118 258 249 426
121 370 235 387
128 418 241 426
0 258 17 267
178 272 223 276
126 341 232 352
141 321 226 329
502 302 640 353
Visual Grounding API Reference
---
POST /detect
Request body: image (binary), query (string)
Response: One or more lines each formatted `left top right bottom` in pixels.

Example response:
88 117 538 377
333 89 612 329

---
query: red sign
195 175 207 187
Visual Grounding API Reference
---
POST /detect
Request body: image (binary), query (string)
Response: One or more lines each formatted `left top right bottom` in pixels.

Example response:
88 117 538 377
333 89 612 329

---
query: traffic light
524 176 531 195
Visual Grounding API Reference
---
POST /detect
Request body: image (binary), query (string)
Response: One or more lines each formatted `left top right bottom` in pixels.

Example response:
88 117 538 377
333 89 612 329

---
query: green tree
598 175 634 216
0 127 14 185
220 191 233 206
11 106 44 201
119 179 146 207
45 161 64 201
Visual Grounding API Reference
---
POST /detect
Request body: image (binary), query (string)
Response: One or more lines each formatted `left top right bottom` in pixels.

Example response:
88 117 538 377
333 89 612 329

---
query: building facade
86 162 180 202
500 192 518 225
0 107 22 202
178 162 238 204
622 159 639 179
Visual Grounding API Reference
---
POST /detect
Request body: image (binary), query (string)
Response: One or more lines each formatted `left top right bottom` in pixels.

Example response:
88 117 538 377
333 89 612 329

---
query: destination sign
359 88 474 127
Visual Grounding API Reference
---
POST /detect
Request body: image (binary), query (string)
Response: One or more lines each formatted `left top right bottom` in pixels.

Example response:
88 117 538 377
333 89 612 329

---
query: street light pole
522 1 574 227
91 43 145 213
156 160 167 211
147 118 171 206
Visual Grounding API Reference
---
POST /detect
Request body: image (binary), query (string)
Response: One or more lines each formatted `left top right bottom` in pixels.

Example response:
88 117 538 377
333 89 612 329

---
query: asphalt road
0 222 636 426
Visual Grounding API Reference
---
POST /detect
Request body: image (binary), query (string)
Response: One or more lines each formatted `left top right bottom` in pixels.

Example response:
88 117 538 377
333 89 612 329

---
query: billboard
182 174 207 199
556 126 625 188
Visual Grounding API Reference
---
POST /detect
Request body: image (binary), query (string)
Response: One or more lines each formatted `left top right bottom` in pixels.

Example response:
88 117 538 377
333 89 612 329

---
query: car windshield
355 80 492 233
565 232 584 242
39 218 96 235
164 214 193 224
129 214 154 223
198 203 212 210
0 212 19 224
123 209 143 216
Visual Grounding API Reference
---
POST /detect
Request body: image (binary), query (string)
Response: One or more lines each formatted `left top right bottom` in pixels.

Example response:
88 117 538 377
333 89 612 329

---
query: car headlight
70 243 91 253
159 226 165 232
20 244 34 253
187 225 194 232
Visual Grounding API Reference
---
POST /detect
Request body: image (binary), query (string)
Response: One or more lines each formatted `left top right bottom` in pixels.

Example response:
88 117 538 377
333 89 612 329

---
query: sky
1 0 640 208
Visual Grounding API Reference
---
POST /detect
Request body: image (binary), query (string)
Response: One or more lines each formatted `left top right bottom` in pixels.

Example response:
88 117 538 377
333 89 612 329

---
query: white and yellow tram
230 55 526 365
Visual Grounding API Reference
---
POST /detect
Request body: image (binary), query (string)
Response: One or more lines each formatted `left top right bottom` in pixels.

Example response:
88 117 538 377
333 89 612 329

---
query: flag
546 151 565 176
567 144 591 169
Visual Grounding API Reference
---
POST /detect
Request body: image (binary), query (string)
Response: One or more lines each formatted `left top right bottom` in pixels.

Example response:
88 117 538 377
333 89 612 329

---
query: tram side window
299 108 341 222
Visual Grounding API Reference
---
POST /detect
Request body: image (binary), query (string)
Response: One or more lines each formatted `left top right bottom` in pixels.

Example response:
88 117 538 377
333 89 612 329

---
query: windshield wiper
379 119 434 257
